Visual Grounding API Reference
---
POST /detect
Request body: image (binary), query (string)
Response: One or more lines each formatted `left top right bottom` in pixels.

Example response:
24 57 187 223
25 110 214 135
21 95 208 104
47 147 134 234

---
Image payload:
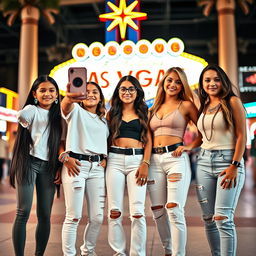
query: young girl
10 75 62 256
196 64 246 256
147 67 201 256
60 81 109 256
106 75 152 256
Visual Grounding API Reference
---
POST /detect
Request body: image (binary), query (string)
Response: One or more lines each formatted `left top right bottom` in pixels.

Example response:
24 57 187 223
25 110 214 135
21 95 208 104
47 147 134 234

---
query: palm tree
197 0 254 94
1 0 60 107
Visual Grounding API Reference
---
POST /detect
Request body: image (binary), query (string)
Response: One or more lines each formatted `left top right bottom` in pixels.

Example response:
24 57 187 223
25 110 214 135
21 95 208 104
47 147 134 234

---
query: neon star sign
99 0 147 40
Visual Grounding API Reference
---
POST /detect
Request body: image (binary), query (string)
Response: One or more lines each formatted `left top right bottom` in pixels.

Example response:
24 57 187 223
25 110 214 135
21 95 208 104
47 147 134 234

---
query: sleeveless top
117 119 142 141
150 102 188 139
197 111 235 150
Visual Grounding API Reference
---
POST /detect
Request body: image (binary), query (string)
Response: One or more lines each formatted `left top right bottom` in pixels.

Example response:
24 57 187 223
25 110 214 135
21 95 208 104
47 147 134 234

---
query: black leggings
12 156 55 256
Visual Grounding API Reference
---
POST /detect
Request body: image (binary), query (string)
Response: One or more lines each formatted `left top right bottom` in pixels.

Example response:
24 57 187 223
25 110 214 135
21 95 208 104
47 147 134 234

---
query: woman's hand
172 145 190 157
54 169 62 184
135 162 148 186
66 83 86 102
99 158 107 168
219 165 238 189
64 156 81 177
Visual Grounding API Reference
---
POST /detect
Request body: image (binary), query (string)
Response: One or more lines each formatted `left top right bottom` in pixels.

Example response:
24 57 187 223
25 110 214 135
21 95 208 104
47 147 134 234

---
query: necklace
207 103 221 113
202 104 221 141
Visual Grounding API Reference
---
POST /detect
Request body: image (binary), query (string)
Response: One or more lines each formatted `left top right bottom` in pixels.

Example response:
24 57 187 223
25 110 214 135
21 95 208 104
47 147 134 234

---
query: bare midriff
153 135 182 147
113 137 143 148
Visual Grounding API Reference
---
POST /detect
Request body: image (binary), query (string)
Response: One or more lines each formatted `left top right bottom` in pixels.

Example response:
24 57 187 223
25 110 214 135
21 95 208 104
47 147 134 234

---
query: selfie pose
106 75 152 256
10 75 62 256
61 81 109 256
196 64 246 256
147 67 201 256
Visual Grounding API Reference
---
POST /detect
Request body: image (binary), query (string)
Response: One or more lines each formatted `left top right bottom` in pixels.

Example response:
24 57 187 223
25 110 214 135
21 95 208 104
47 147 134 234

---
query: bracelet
59 152 69 163
231 160 241 167
142 159 150 166
63 155 69 164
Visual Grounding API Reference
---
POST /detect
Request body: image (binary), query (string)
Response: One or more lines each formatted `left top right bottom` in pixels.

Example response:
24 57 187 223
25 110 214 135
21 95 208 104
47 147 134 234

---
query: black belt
109 147 144 155
69 152 104 162
152 142 183 154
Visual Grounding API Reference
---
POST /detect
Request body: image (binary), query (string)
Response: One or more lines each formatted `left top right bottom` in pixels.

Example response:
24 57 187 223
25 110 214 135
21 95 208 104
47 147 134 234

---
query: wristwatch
231 160 241 167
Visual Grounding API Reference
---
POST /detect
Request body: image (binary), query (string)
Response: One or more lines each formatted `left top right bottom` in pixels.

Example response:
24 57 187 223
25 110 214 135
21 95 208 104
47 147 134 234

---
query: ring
225 179 231 183
140 178 146 181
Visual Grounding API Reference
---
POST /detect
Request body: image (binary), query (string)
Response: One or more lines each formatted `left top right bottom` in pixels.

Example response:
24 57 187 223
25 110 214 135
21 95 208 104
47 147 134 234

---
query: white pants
61 160 105 256
147 152 191 256
106 152 147 256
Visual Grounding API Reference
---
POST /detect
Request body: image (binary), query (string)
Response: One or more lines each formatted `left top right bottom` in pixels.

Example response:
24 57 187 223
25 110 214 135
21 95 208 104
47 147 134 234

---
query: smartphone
68 67 87 99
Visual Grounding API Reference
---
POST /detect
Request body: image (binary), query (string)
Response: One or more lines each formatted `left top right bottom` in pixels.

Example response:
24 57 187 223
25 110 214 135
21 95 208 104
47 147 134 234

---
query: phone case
68 67 87 99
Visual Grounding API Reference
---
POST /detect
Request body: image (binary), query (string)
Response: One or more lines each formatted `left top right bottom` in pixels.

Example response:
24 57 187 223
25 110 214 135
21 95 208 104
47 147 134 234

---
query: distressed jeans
61 160 105 256
147 152 191 256
196 149 245 256
106 151 147 256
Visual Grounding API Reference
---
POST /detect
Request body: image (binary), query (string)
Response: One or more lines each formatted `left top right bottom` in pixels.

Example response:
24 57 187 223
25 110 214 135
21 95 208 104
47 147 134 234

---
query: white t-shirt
17 105 50 161
62 103 109 156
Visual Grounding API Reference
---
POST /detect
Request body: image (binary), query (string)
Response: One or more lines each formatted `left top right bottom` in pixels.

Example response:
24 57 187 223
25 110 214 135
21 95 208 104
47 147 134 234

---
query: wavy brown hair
150 67 194 117
198 64 237 129
108 75 148 145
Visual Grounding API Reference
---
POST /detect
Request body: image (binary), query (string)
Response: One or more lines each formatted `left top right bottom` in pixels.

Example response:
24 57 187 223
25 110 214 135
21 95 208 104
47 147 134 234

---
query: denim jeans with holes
196 149 245 256
147 151 191 256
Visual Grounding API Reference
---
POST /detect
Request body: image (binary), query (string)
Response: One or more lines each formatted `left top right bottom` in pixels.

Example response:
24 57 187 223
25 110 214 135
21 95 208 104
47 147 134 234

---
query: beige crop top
150 103 188 139
197 111 235 150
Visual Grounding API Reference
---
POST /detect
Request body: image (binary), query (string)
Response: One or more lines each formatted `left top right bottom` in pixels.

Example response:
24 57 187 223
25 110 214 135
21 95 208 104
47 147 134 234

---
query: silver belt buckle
88 155 93 162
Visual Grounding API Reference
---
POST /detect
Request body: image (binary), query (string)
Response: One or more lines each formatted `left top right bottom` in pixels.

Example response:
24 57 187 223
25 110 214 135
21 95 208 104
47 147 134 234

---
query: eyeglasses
118 87 137 94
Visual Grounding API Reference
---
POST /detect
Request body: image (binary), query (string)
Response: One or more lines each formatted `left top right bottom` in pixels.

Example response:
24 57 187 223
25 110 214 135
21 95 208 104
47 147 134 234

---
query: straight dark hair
108 75 148 145
10 75 62 188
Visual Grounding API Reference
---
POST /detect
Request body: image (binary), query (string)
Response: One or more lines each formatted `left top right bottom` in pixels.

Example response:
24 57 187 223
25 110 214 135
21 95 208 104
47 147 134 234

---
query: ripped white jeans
147 152 191 256
61 160 105 256
106 152 147 256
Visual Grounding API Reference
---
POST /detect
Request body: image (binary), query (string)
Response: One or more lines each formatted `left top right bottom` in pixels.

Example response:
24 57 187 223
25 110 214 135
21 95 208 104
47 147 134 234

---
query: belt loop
202 149 205 156
132 148 135 155
165 145 168 153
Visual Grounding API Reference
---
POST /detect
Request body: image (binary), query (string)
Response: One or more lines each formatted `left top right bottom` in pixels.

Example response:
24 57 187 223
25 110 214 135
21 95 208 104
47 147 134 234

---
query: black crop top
117 119 142 141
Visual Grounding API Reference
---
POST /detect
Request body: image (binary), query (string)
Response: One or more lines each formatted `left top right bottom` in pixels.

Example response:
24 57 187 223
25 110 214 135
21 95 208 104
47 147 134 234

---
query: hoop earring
34 98 38 104
55 99 58 104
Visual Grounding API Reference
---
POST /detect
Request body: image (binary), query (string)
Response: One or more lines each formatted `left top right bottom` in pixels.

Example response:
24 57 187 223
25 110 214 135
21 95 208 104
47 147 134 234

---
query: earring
55 99 58 104
34 98 38 104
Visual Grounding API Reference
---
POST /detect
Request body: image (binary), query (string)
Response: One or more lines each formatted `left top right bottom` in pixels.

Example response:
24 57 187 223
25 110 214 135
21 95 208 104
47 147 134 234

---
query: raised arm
61 83 86 116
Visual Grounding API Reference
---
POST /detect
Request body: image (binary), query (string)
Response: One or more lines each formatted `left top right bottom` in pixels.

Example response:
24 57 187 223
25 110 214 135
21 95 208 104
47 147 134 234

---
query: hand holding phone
68 67 87 100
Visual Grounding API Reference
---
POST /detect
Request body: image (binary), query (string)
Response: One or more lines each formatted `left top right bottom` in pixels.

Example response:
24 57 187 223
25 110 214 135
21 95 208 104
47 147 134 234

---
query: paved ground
1 158 256 256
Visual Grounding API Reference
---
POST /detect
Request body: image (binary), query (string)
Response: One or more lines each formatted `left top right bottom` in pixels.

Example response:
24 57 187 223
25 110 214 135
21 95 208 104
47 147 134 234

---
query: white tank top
197 111 235 150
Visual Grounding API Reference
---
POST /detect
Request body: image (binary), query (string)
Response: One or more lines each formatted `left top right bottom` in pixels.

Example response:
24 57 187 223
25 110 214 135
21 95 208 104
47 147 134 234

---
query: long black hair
198 64 237 129
10 75 62 188
108 75 148 145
